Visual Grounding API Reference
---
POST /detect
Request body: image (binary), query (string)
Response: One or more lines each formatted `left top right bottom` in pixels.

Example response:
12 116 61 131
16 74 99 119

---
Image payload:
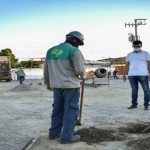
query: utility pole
125 18 147 41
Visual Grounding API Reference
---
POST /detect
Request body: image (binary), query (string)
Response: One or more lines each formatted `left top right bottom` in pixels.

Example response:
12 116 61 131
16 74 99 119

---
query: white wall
11 68 43 80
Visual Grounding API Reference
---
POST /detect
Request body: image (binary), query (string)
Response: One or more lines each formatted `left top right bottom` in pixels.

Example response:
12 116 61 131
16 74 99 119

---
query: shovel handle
78 79 85 125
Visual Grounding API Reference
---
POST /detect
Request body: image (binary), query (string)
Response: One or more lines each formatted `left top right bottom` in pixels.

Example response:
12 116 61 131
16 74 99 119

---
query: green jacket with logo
44 43 85 88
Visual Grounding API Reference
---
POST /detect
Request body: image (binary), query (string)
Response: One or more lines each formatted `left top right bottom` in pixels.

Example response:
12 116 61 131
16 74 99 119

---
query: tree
0 48 18 67
20 60 41 68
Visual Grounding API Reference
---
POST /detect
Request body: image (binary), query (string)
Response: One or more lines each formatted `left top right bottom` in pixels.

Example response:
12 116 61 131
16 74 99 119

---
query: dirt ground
0 78 150 150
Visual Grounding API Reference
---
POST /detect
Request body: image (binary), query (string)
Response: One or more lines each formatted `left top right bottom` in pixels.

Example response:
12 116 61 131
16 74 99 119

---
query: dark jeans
113 74 118 79
128 76 150 106
49 88 80 142
18 76 25 84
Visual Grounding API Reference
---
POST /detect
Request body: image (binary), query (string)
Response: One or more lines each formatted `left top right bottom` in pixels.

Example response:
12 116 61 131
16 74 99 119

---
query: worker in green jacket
44 31 94 144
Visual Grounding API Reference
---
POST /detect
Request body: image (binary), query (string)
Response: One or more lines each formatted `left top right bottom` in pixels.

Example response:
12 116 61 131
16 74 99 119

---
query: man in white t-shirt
123 40 150 110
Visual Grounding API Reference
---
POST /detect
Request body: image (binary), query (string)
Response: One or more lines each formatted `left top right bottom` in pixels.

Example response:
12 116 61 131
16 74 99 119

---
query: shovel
76 79 85 125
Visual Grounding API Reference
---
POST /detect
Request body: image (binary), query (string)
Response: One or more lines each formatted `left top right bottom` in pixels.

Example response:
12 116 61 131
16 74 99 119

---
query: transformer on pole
125 19 147 42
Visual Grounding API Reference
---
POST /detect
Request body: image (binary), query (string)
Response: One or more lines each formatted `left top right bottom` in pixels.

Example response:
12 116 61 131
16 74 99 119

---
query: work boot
144 106 149 110
128 105 137 109
48 134 60 140
60 135 80 144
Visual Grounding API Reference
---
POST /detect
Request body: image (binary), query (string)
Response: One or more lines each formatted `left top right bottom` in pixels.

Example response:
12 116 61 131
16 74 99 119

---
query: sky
0 0 150 61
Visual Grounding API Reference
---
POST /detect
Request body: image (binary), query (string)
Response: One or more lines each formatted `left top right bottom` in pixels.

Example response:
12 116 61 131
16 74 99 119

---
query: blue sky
0 0 150 60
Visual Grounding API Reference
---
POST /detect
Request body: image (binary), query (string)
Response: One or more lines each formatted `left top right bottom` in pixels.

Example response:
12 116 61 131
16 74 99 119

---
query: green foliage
0 48 18 67
20 60 41 68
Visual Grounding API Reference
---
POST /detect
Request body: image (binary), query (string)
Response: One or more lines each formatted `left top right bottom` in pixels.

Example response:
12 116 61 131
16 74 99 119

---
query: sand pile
127 137 150 150
9 84 38 92
75 127 125 145
118 122 150 133
119 122 150 150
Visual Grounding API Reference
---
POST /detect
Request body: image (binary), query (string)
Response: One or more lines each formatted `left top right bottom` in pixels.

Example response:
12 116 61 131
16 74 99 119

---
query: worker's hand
47 85 53 91
86 70 95 79
123 75 126 82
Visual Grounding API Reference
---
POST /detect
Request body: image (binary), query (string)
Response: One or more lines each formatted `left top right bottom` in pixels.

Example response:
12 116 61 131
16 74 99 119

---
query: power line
125 18 147 41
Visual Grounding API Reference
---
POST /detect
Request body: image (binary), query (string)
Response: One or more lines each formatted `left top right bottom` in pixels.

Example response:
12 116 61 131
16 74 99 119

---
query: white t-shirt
126 50 150 76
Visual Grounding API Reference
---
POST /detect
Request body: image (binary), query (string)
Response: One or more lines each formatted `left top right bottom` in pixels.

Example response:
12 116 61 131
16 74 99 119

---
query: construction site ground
0 78 150 150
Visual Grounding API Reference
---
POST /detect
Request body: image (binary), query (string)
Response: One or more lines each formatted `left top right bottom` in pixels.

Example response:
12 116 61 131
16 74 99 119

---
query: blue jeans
49 88 80 142
128 76 150 106
18 76 25 84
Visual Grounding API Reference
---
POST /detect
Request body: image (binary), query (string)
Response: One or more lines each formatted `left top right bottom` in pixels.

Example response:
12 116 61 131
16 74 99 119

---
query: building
98 57 126 75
